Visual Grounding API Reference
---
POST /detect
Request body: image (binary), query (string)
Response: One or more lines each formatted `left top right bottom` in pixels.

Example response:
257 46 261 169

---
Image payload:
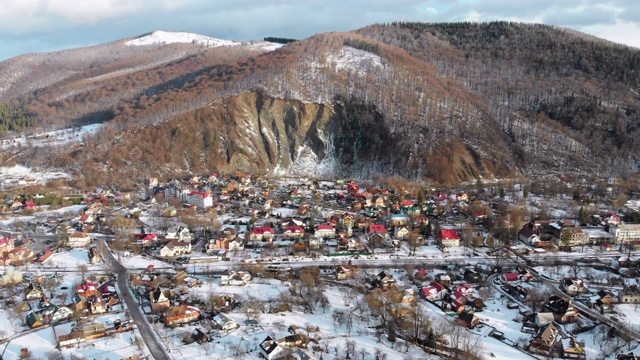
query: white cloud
0 0 638 60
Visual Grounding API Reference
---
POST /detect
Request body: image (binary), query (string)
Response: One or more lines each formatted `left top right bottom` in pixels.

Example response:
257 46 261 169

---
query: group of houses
24 278 120 329
518 219 640 250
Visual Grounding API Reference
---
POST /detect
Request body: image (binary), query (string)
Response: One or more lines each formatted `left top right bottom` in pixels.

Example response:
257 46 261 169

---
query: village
0 170 639 360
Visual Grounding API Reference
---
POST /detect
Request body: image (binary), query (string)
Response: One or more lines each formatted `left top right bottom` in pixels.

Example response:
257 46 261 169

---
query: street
97 240 171 360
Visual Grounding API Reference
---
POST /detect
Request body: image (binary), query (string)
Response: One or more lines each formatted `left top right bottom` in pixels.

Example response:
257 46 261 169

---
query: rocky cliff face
87 91 511 184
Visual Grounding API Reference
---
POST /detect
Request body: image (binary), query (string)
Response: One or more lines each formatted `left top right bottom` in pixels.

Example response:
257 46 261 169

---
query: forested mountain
1 23 639 186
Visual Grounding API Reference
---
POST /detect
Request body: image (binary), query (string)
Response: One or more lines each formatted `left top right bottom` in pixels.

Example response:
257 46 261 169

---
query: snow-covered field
0 165 70 189
126 30 241 47
0 123 102 149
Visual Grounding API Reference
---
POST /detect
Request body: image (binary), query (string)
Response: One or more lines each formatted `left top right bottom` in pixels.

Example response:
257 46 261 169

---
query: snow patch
0 123 102 149
0 165 69 189
125 30 240 47
326 46 384 76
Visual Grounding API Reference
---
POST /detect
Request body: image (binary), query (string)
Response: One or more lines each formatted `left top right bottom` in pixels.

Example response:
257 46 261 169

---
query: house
561 337 586 359
535 312 556 327
335 265 356 280
160 239 192 257
70 294 88 313
140 233 158 247
166 226 192 242
502 272 520 282
38 250 55 264
212 312 238 332
67 232 91 248
388 214 410 226
259 336 287 360
420 282 448 301
544 296 579 323
283 226 305 239
528 322 560 355
25 283 44 300
562 278 589 296
26 312 45 328
251 226 275 242
89 296 107 314
619 289 640 303
368 271 395 290
78 213 94 224
150 288 172 312
49 305 73 323
434 273 452 286
163 305 201 326
394 226 410 240
463 269 482 283
456 310 479 329
369 224 388 236
438 229 460 247
192 328 211 344
76 281 99 298
315 224 336 238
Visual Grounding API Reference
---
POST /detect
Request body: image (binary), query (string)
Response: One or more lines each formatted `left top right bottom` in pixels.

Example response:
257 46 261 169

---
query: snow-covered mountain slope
125 30 241 47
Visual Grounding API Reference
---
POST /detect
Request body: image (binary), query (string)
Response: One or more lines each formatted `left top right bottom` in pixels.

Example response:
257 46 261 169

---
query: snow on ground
326 46 384 76
0 204 86 228
2 312 147 360
249 40 284 52
0 123 102 149
126 30 240 47
41 248 106 271
153 280 440 360
0 165 70 189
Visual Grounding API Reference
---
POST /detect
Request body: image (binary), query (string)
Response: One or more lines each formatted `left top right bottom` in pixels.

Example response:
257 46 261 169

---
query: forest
1 22 639 186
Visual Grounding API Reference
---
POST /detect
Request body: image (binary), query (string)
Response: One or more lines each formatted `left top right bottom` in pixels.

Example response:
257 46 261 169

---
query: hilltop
0 23 638 186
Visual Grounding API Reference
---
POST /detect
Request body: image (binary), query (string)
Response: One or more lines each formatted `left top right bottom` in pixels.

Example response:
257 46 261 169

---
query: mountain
1 23 639 186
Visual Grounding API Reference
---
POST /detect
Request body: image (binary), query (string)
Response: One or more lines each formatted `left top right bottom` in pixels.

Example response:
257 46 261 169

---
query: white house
160 239 192 257
315 224 336 238
166 226 192 242
212 312 238 332
67 233 91 248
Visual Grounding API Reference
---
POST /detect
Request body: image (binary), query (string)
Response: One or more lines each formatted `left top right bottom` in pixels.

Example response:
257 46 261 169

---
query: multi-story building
185 191 213 209
609 224 640 244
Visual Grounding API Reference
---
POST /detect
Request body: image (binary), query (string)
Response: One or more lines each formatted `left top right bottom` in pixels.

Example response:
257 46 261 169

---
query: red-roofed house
502 272 520 282
250 227 275 242
420 281 448 301
38 251 54 264
76 281 99 297
78 213 94 224
369 224 388 235
315 224 336 238
67 233 91 248
438 229 460 247
141 233 158 246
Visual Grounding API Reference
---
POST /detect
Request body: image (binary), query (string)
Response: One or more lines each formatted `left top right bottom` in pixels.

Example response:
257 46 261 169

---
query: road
97 240 170 360
527 268 640 342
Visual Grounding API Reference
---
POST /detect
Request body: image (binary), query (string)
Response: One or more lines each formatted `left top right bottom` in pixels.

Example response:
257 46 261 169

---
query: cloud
0 0 638 60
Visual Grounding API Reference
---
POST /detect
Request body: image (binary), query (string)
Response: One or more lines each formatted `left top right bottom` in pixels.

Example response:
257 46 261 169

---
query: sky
0 0 639 61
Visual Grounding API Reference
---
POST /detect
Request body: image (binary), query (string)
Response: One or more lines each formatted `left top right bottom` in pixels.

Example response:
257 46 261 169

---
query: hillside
2 24 640 186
